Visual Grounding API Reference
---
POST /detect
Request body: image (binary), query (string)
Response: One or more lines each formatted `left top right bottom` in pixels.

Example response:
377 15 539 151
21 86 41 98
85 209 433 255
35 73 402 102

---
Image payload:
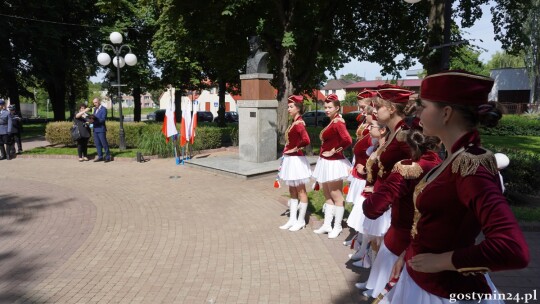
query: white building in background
159 86 238 116
320 79 356 100
489 68 531 103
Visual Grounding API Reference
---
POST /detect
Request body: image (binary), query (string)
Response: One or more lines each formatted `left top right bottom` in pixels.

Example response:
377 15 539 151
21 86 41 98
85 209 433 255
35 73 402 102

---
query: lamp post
404 0 453 71
97 32 137 150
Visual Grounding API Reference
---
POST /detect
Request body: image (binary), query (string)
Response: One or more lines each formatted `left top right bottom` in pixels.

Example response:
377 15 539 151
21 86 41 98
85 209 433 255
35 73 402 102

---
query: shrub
485 144 540 199
480 114 540 136
46 121 147 148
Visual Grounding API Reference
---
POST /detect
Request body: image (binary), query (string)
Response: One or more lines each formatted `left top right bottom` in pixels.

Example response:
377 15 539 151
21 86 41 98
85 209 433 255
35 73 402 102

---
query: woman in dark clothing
74 103 92 161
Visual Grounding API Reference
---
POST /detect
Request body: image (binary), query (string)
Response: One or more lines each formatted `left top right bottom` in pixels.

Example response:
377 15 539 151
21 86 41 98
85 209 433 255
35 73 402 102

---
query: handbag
70 124 81 141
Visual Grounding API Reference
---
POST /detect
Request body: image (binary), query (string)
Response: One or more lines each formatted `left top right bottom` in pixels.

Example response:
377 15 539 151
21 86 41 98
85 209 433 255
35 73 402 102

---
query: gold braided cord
451 149 498 177
411 179 426 239
285 119 306 146
377 126 403 178
392 161 423 179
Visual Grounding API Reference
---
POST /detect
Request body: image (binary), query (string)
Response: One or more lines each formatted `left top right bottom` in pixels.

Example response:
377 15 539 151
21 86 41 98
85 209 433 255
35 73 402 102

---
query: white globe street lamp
96 32 137 151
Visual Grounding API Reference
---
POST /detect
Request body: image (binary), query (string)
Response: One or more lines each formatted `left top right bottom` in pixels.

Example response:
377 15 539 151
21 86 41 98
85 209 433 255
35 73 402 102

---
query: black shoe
17 150 22 154
0 157 5 161
104 159 111 163
94 158 104 162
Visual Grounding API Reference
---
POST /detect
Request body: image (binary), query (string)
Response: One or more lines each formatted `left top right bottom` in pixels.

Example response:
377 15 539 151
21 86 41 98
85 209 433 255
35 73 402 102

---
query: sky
333 3 501 80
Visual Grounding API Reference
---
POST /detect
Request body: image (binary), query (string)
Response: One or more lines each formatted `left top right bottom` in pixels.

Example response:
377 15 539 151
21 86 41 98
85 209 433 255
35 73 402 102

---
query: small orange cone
274 179 280 188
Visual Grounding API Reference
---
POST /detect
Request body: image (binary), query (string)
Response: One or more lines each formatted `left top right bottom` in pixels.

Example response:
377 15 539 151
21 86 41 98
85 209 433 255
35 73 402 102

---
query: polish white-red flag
180 100 193 147
162 87 178 143
190 100 198 144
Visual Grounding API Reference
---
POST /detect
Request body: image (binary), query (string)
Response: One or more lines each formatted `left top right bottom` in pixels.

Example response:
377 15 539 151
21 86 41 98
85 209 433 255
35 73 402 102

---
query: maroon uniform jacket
405 131 530 298
374 120 412 191
351 127 371 179
284 116 310 156
319 115 352 160
363 151 441 256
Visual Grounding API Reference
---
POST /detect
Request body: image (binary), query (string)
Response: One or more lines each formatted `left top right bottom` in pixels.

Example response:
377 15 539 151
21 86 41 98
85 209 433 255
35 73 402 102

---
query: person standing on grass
91 98 111 162
278 95 312 232
312 94 353 239
74 103 92 162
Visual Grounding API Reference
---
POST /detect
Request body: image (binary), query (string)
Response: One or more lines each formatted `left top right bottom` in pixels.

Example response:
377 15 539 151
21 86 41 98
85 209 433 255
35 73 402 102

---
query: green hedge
45 121 239 156
485 144 540 199
480 114 540 136
45 121 147 148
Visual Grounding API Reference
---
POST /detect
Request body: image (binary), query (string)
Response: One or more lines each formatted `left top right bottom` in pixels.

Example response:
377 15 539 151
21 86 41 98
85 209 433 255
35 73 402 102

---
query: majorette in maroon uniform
386 71 530 303
312 94 352 239
278 95 312 232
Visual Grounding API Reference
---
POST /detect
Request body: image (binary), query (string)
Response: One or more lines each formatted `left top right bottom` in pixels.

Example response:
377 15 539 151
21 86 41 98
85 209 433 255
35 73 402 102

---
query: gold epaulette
292 120 305 127
392 161 423 179
332 117 345 124
457 266 491 276
451 148 498 177
396 129 409 142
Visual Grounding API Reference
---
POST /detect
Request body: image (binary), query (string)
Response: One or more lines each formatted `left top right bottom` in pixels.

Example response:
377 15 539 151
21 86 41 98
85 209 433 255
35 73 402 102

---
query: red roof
345 79 422 89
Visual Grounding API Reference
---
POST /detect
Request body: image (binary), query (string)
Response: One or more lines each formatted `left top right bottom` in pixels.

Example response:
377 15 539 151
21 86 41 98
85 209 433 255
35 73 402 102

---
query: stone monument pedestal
238 73 277 163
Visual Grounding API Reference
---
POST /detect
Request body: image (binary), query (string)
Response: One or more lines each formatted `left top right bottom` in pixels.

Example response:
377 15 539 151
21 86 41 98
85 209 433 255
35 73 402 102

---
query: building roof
321 79 356 90
345 79 422 89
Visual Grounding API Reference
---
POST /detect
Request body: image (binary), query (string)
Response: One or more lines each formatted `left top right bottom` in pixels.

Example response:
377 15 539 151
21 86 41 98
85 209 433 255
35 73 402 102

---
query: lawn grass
307 189 353 220
25 147 137 158
22 123 47 139
482 135 540 154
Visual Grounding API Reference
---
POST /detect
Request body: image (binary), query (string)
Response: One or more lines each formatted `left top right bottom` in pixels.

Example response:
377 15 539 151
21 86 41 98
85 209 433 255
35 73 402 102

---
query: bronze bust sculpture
246 36 269 74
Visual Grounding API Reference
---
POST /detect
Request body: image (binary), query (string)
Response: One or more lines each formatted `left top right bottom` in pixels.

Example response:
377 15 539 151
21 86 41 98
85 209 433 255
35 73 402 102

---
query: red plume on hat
377 84 414 104
420 70 494 106
287 95 304 104
325 94 339 103
357 89 377 100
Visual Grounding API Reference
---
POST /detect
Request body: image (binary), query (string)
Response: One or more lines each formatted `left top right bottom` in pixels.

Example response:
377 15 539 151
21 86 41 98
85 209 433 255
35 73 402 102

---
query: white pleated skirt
363 208 392 237
346 181 367 232
384 267 504 304
365 242 399 299
278 155 312 186
312 157 352 183
345 177 366 204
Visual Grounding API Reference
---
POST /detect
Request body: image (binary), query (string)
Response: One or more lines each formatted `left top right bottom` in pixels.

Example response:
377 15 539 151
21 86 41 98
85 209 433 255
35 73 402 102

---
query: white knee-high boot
314 204 335 234
328 206 344 239
280 199 298 229
289 202 308 231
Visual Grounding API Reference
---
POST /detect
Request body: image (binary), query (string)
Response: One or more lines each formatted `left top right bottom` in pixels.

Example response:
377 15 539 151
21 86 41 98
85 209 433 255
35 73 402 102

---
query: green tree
485 51 526 70
96 0 161 122
523 0 540 103
343 92 358 107
340 73 364 82
449 45 488 76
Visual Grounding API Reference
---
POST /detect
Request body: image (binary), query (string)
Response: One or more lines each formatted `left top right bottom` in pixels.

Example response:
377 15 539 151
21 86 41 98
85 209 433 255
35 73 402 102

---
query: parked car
146 109 166 122
214 111 239 123
197 111 214 122
342 111 362 130
302 110 330 127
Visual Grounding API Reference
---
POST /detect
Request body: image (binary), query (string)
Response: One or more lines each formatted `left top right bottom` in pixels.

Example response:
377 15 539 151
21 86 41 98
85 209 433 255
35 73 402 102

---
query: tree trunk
217 80 226 127
276 48 294 146
0 32 21 112
420 0 446 75
46 76 67 121
67 81 76 120
133 86 141 122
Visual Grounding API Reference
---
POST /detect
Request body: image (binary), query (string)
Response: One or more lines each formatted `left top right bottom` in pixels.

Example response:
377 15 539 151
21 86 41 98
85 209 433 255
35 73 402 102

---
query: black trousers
77 137 89 158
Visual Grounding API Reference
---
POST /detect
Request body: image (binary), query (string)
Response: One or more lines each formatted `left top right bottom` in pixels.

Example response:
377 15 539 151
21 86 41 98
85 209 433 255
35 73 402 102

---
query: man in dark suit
92 98 111 162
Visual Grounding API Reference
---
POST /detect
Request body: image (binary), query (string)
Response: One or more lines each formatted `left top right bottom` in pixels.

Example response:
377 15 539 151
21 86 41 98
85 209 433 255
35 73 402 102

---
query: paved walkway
0 138 537 303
